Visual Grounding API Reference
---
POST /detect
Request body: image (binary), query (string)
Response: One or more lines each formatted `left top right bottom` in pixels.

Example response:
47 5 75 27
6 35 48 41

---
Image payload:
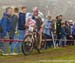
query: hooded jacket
1 13 13 36
18 12 26 30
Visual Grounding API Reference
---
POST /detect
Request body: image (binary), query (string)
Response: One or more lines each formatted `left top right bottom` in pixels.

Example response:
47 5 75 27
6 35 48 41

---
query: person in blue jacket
1 7 13 55
72 22 75 44
43 16 53 49
0 20 3 52
59 21 67 47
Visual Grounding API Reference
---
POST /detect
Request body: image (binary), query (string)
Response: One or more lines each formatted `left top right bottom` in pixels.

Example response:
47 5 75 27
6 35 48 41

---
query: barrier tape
0 39 23 42
0 39 74 42
42 39 74 41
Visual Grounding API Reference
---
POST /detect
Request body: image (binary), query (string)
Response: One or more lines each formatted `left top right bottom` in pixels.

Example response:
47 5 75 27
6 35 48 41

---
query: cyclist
25 13 36 35
32 7 45 50
32 7 45 33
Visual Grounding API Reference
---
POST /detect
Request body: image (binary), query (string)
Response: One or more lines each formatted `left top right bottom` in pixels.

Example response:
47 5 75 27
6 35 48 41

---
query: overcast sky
0 0 75 20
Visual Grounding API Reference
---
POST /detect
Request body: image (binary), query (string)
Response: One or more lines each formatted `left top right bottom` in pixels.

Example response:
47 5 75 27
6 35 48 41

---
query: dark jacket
56 19 62 35
61 26 66 38
18 12 26 30
9 15 18 38
65 25 71 35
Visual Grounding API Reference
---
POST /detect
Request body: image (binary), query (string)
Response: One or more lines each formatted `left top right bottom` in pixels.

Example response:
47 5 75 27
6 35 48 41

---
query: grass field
0 46 75 63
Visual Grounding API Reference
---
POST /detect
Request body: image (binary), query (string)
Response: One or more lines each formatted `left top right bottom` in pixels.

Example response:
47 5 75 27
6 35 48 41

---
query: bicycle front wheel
22 35 33 55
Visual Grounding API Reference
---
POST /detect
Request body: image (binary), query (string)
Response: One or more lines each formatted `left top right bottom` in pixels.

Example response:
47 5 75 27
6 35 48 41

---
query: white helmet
26 13 32 20
33 6 39 12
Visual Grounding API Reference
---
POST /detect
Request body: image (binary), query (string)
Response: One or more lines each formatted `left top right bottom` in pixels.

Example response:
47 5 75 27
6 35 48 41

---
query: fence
0 32 74 48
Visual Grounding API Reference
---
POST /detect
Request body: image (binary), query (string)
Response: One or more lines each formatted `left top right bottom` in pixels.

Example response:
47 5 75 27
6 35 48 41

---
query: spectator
17 6 28 54
0 20 3 52
43 16 53 49
66 20 74 45
1 7 13 55
72 22 75 44
56 15 63 47
10 8 19 55
60 21 67 47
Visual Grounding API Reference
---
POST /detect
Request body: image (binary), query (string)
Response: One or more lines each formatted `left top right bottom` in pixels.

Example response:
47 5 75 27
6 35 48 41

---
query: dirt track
0 46 75 63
